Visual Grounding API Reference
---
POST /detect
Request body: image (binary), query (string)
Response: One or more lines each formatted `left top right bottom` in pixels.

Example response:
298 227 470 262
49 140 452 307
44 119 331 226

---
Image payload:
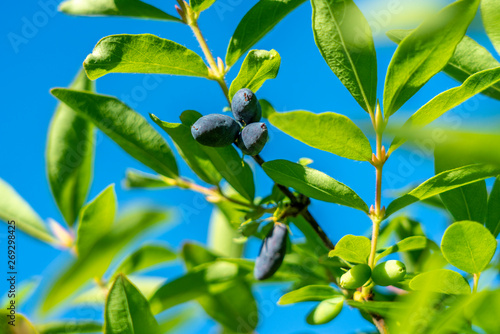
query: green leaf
84 34 209 80
150 112 222 185
263 160 368 212
158 309 193 333
435 147 488 223
105 275 160 334
311 0 377 113
228 49 281 100
329 235 371 264
0 313 37 334
441 221 497 274
226 0 306 67
346 300 406 318
51 89 178 178
390 66 500 152
486 178 500 237
387 31 500 101
259 99 277 119
0 178 54 244
113 244 176 277
59 0 180 21
383 0 480 117
208 206 244 258
190 0 216 13
37 321 102 334
269 111 372 161
481 0 500 55
123 169 173 189
376 236 428 262
47 69 94 227
410 269 471 294
41 208 170 314
385 164 500 218
76 185 116 257
278 285 340 305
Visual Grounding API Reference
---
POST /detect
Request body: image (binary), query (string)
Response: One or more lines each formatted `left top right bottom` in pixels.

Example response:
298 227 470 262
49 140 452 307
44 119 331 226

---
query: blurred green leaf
311 0 377 113
278 285 340 305
259 99 276 119
84 34 208 80
435 147 488 223
0 178 55 244
47 69 94 227
229 49 281 100
179 243 258 333
208 206 244 258
59 0 180 21
385 164 500 218
441 221 496 274
269 111 372 161
76 185 116 257
150 112 222 185
123 169 172 189
41 208 170 314
226 0 306 67
383 0 479 117
410 269 471 294
112 244 176 277
486 178 500 237
306 296 344 325
158 309 193 333
481 0 500 55
289 215 329 256
37 321 102 334
376 236 428 262
387 31 500 101
390 66 500 152
346 300 406 318
329 235 371 264
263 160 368 212
471 290 500 333
190 0 216 13
0 312 37 334
105 275 160 334
51 89 178 178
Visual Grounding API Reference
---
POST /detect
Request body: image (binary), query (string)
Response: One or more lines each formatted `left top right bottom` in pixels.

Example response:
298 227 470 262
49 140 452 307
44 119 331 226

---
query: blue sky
1 0 499 332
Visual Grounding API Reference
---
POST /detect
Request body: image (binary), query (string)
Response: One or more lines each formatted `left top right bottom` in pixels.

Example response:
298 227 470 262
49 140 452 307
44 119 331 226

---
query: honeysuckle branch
182 2 335 252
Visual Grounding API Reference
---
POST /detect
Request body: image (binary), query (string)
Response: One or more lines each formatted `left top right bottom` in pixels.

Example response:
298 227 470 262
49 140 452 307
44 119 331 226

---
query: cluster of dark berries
191 88 268 156
254 223 287 280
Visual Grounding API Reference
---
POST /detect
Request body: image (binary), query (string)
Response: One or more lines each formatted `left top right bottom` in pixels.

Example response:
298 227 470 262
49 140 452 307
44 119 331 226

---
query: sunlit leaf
481 0 500 55
229 49 281 100
37 321 102 334
278 285 340 305
190 0 216 13
269 111 372 161
226 0 306 67
123 169 172 189
112 244 176 277
311 0 377 113
376 236 428 262
383 0 480 117
410 269 471 294
84 34 209 80
486 178 500 237
51 89 178 178
441 221 496 274
263 160 368 212
329 235 371 264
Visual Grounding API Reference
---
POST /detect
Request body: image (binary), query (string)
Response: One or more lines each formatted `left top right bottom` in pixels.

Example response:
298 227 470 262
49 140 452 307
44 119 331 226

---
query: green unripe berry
306 297 344 325
339 264 371 289
372 260 406 286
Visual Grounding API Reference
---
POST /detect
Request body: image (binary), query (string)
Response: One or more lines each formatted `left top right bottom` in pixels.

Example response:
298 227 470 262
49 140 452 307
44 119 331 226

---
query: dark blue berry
236 122 268 156
231 88 262 125
191 114 240 147
254 223 287 280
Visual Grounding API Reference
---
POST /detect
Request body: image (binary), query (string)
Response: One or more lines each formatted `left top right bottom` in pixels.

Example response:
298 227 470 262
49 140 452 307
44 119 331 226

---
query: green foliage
190 0 216 13
229 49 281 100
226 0 306 67
112 244 176 277
76 185 116 257
105 275 161 334
269 110 372 161
441 221 496 274
37 321 102 334
263 160 368 212
486 178 500 237
84 34 209 80
123 169 172 189
410 269 471 294
383 0 479 117
311 0 377 113
278 285 340 305
385 164 500 218
481 0 500 55
51 88 179 178
47 70 94 226
329 235 371 264
0 178 55 244
59 0 180 21
376 236 427 262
